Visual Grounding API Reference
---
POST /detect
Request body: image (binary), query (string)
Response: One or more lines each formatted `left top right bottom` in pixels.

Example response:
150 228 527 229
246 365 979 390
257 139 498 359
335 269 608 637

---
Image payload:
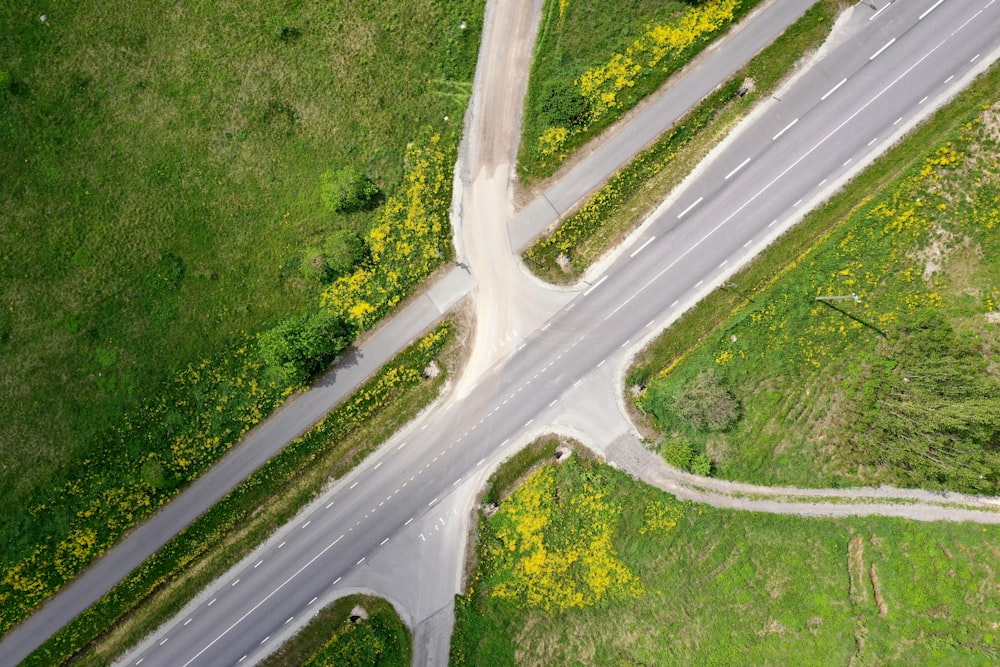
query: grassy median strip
452 455 1000 666
258 594 410 667
524 0 845 283
23 321 456 666
518 0 764 183
631 62 1000 493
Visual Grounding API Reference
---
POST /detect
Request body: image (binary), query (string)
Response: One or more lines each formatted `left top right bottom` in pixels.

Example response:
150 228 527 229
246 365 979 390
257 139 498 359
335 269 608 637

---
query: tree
672 369 740 431
850 310 1000 492
258 310 352 383
321 166 379 214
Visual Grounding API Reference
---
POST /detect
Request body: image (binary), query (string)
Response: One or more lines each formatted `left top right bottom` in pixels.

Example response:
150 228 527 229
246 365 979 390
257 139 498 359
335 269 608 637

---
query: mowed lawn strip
452 455 1000 666
632 64 1000 491
517 0 764 184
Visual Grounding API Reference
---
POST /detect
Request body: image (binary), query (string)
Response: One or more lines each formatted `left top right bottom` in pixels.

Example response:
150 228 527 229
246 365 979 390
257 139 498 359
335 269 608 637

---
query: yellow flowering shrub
485 462 642 611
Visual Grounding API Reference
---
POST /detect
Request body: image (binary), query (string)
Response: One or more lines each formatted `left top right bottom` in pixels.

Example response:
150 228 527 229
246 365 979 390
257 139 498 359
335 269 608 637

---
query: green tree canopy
321 166 379 214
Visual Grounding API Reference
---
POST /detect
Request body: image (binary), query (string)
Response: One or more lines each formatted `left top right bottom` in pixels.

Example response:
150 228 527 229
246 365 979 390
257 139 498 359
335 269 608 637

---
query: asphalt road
109 1 1000 666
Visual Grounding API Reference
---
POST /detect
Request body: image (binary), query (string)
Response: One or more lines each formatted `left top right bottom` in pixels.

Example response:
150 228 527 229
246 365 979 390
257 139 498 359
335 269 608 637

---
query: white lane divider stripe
677 196 703 219
583 275 608 296
254 560 263 568
869 3 890 21
724 157 751 180
381 537 390 545
869 37 895 61
821 78 847 101
919 0 943 20
772 118 798 141
630 236 655 258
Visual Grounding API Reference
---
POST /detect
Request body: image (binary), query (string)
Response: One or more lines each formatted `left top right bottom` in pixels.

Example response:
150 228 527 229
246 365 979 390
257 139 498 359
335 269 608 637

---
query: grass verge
22 321 456 666
518 0 764 184
632 63 1000 492
524 0 844 282
258 594 410 667
452 455 1000 666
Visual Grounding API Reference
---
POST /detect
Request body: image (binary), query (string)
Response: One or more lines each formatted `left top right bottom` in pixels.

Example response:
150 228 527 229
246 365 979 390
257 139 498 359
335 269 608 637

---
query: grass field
0 0 482 640
517 0 762 183
631 63 1000 493
259 594 410 667
452 455 1000 666
524 1 844 282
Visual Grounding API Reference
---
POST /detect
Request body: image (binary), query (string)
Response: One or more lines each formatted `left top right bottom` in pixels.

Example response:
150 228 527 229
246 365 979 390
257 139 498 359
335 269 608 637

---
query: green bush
321 166 380 214
258 310 352 383
661 438 693 470
671 369 740 432
689 453 712 476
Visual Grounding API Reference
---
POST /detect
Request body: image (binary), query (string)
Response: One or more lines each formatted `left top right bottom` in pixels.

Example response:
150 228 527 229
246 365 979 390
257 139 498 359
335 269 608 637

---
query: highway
106 1 1000 665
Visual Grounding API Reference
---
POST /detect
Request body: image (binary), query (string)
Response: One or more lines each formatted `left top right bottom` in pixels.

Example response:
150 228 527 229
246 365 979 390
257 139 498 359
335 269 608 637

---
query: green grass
524 0 845 282
452 455 1000 666
26 322 454 666
259 594 410 667
0 0 482 636
517 0 763 184
632 63 1000 493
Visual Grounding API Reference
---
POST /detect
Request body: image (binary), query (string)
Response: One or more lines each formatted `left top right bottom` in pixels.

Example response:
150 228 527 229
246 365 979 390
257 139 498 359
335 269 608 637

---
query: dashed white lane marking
502 399 508 405
573 378 583 388
429 497 439 506
184 618 193 626
772 118 798 141
452 478 462 487
821 78 847 101
405 517 414 525
260 636 270 645
818 178 827 188
373 461 382 470
743 239 752 248
647 319 655 327
349 482 358 490
284 616 294 625
333 576 342 585
477 458 486 467
971 53 980 63
695 280 704 287
768 219 778 228
671 300 680 307
409 475 415 481
630 236 656 258
677 196 704 219
919 95 929 104
549 399 557 407
583 275 608 296
326 500 336 509
208 598 217 606
432 456 439 462
301 521 310 529
620 339 631 348
517 343 526 351
843 158 852 167
724 157 751 180
541 322 551 331
869 3 890 21
917 0 944 21
867 137 879 146
893 116 903 126
793 199 802 207
597 359 607 368
501 438 510 446
944 74 954 84
136 659 144 665
952 8 984 35
719 260 728 268
309 596 318 605
254 560 263 568
397 441 407 451
869 37 895 61
237 657 245 664
356 557 365 566
381 537 390 545
525 418 534 427
160 638 169 646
